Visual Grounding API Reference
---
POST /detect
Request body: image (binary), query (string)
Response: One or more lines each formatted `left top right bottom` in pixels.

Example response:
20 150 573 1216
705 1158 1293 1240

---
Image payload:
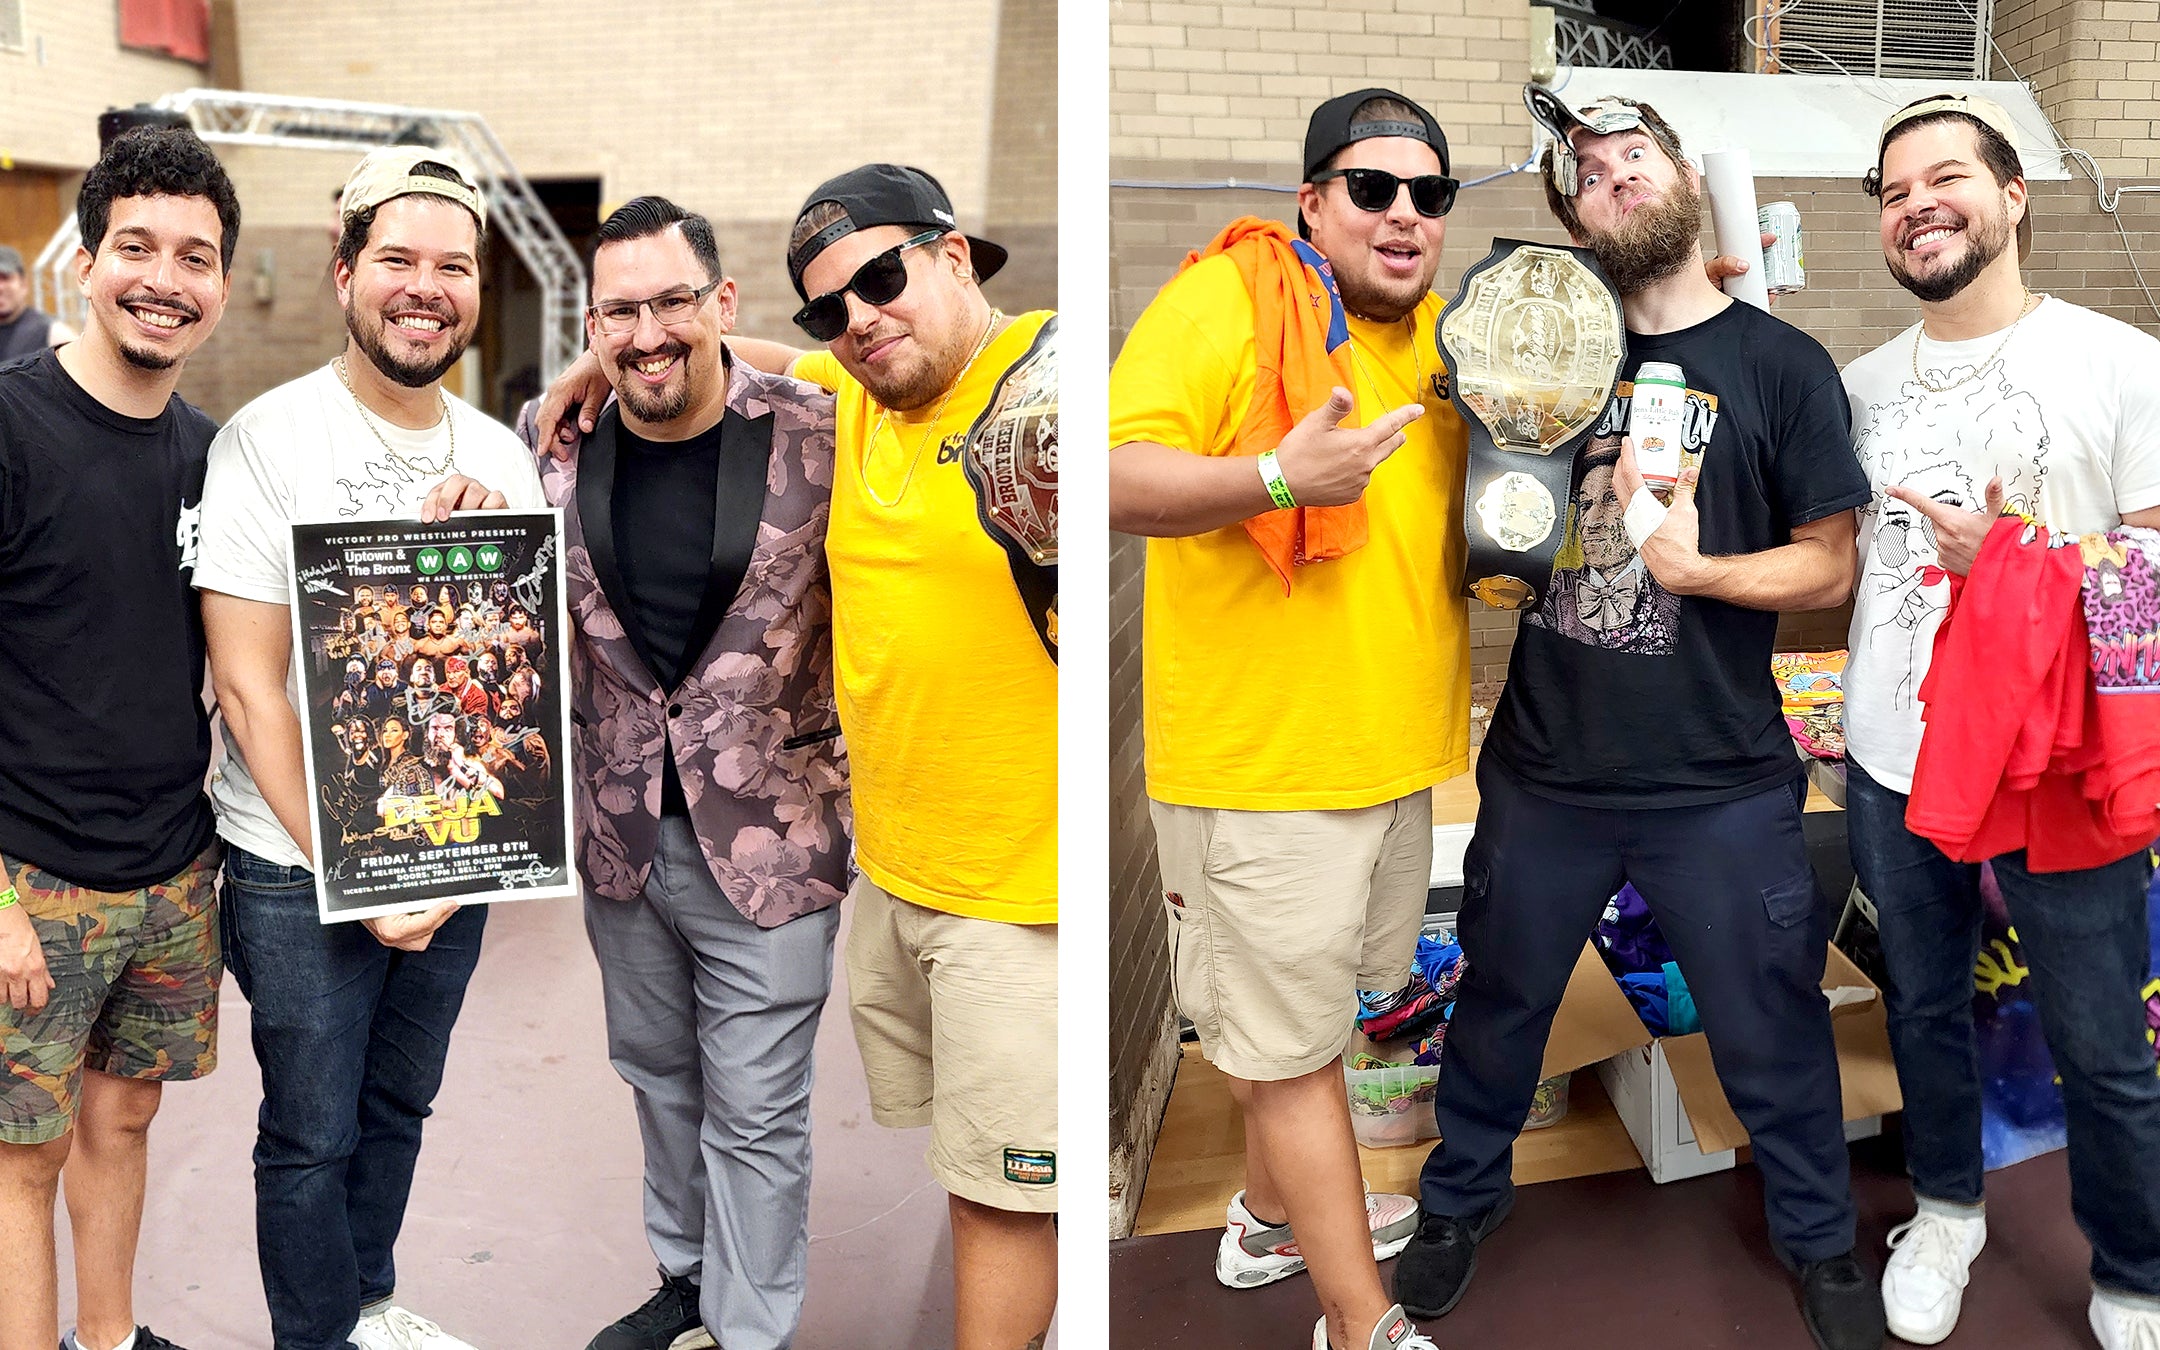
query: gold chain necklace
1910 290 2037 394
335 355 457 478
863 309 1003 509
1346 313 1427 415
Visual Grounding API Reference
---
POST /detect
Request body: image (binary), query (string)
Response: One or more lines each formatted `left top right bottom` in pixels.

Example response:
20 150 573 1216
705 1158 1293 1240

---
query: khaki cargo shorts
846 873 1058 1213
0 845 223 1144
1151 791 1432 1082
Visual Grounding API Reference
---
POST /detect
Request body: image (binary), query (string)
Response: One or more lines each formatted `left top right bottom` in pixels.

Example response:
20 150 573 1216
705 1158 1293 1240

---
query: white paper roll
1701 148 1770 312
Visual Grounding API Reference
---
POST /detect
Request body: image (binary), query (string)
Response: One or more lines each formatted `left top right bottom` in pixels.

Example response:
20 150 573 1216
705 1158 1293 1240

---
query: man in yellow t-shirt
1110 89 1470 1350
776 166 1059 1350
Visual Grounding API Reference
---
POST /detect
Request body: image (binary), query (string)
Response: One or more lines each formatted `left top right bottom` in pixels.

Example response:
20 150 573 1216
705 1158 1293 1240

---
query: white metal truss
33 88 585 384
1555 13 1675 71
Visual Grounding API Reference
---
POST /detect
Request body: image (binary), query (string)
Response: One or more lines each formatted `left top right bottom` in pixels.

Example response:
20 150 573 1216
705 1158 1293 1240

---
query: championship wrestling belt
960 314 1058 661
1438 239 1625 611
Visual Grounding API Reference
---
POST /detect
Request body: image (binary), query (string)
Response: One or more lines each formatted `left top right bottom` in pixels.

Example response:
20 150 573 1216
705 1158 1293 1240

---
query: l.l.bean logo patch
1003 1148 1056 1186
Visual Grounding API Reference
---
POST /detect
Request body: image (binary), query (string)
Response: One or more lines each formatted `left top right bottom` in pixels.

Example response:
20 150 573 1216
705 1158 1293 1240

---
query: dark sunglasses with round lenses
1310 167 1459 218
793 228 947 342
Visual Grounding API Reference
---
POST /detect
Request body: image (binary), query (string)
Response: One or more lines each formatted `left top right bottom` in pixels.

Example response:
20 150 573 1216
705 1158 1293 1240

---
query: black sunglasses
793 229 947 341
1310 167 1458 218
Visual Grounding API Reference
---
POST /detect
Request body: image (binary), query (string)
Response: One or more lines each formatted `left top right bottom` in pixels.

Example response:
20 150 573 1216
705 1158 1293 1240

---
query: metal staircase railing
33 88 586 385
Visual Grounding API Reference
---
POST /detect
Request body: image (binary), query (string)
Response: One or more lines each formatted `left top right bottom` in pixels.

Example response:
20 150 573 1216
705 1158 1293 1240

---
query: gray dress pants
584 815 840 1350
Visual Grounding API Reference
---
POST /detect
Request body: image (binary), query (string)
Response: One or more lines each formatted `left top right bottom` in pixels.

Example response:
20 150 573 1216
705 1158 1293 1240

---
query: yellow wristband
0 887 18 911
1258 449 1298 510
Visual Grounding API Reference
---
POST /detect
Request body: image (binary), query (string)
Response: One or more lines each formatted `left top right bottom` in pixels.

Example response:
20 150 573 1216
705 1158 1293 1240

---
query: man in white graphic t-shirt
1840 92 2160 1350
192 146 543 1350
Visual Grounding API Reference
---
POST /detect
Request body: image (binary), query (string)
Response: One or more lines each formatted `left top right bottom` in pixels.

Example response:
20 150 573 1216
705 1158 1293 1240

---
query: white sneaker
1881 1205 1986 1345
1216 1186 1423 1289
351 1306 480 1350
2090 1290 2160 1350
1310 1303 1439 1350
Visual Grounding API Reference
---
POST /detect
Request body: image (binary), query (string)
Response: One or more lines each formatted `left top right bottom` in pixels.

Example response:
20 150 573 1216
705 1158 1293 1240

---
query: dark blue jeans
1421 757 1857 1264
221 846 488 1350
1845 758 2160 1296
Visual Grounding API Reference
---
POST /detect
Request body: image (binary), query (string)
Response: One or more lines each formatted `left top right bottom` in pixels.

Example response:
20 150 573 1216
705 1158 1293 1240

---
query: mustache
1900 211 1964 248
119 290 202 321
618 338 692 364
384 297 459 322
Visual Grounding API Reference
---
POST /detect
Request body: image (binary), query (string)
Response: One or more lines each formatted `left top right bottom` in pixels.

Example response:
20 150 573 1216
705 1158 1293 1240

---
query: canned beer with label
1628 362 1689 492
1759 201 1805 294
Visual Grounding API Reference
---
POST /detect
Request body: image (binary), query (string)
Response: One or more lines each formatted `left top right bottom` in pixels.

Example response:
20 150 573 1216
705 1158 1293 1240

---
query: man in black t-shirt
0 128 238 1350
1393 98 1884 1350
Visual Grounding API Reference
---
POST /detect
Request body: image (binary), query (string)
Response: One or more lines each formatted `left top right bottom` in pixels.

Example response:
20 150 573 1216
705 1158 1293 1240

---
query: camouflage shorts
0 845 223 1144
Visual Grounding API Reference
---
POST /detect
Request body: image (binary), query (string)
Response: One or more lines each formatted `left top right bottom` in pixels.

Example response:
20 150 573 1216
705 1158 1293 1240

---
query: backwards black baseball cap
1303 87 1449 183
786 163 1009 300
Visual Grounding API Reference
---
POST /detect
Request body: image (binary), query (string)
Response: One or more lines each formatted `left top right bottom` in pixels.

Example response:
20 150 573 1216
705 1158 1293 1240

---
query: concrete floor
50 894 1046 1350
1113 1135 2092 1350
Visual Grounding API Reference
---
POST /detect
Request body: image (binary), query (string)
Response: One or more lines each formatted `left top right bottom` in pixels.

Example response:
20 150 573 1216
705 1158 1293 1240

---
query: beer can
1759 201 1805 294
1628 361 1688 492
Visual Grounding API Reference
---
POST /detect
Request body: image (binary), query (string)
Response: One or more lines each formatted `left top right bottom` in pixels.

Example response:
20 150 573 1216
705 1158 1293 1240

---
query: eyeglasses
1309 168 1458 218
793 229 946 342
587 278 722 334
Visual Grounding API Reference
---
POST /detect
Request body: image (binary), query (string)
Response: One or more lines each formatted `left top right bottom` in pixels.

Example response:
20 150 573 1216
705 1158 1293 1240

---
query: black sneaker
1798 1251 1888 1350
62 1330 189 1350
584 1273 715 1350
1390 1190 1514 1319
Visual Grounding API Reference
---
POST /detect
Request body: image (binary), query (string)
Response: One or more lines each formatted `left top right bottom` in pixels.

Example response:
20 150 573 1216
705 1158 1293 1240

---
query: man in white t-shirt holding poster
193 146 542 1350
1841 93 2160 1350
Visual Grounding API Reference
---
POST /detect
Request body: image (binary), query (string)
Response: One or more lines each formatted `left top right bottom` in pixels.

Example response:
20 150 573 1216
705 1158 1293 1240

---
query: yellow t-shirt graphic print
795 310 1058 925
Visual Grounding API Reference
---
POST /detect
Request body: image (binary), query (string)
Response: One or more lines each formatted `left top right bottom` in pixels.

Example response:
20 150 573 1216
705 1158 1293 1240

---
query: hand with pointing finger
1885 475 2005 576
1270 387 1424 509
1614 436 1710 594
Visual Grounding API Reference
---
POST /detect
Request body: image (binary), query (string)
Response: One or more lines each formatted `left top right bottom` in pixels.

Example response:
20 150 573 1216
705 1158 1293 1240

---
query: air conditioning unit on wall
1756 0 1994 79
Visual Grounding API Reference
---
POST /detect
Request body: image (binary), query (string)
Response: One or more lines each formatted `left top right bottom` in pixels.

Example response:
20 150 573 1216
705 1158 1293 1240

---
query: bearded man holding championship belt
1392 92 1885 1350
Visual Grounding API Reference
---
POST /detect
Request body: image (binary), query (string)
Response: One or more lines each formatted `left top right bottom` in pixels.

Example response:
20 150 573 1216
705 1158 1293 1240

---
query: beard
1583 175 1706 296
347 297 471 388
110 290 202 371
610 340 697 423
117 340 180 371
1885 207 2012 303
849 327 955 412
1334 242 1438 325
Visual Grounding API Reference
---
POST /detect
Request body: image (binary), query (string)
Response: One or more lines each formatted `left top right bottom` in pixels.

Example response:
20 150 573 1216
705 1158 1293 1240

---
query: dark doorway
478 176 601 425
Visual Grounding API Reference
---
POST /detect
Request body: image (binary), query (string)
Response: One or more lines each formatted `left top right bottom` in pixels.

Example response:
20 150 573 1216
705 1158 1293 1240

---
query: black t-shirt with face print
1484 299 1871 808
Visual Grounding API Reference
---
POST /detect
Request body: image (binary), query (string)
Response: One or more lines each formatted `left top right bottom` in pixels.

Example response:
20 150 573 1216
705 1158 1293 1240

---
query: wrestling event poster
289 511 576 922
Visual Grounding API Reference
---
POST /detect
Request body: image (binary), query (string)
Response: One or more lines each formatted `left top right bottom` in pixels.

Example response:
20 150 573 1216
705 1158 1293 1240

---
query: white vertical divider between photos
1057 0 1112 1344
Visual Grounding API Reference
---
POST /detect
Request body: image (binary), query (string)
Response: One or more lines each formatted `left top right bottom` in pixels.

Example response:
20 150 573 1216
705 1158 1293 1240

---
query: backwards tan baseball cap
340 145 486 229
1867 92 2029 258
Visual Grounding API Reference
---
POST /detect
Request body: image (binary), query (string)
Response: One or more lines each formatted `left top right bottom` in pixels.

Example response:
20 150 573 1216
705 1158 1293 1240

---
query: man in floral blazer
517 197 848 1350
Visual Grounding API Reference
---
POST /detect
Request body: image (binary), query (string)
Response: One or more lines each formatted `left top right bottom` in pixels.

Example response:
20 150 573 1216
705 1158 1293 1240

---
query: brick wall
139 0 1055 419
1997 0 2160 178
0 1 208 172
1106 0 2160 1199
1110 0 1535 171
228 0 1005 221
